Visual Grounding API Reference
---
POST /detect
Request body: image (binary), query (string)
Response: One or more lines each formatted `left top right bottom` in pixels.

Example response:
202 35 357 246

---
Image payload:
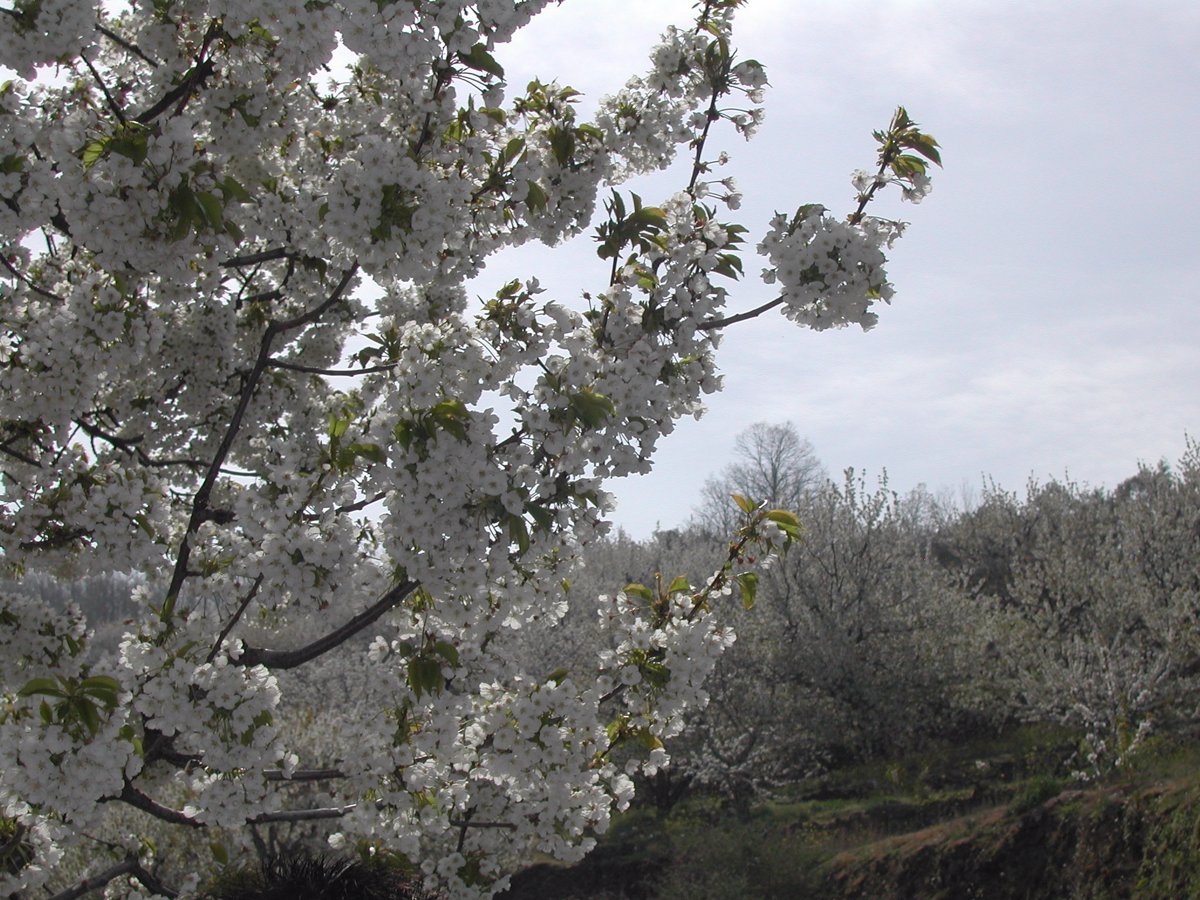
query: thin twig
221 247 292 268
0 252 66 303
95 23 161 68
264 767 346 782
82 54 126 124
696 295 785 331
268 359 398 377
206 574 263 663
250 804 358 824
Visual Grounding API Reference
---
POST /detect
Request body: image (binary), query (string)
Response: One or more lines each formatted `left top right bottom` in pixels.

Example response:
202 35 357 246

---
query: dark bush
202 851 427 900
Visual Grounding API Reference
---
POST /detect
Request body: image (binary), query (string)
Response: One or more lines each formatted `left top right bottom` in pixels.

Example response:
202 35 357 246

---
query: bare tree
695 423 826 534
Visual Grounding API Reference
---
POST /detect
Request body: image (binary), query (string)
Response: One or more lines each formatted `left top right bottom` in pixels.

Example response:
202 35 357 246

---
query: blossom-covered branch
0 1 937 896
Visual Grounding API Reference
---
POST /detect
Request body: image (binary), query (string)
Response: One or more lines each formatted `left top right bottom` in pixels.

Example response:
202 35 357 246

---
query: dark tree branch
268 359 398 377
132 21 221 124
207 574 263 664
250 804 358 824
133 58 216 123
221 247 292 268
75 416 206 470
141 725 202 770
82 54 126 124
238 578 417 670
48 855 178 900
117 783 204 829
0 441 42 467
162 263 358 612
448 818 517 831
95 23 161 68
264 767 347 782
331 490 387 515
697 295 785 331
0 252 66 303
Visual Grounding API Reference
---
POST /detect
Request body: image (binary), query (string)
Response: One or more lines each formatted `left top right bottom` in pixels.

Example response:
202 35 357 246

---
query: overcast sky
482 0 1200 537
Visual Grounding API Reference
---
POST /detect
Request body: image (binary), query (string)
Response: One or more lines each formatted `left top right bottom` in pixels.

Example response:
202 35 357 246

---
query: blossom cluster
0 0 931 896
758 206 897 331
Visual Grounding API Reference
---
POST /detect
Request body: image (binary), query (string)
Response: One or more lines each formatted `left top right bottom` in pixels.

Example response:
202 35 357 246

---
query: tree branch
162 264 359 612
82 54 126 125
221 247 292 268
264 767 346 782
238 578 418 670
95 23 161 68
268 359 398 377
116 783 204 829
0 251 66 303
75 416 206 470
250 804 358 824
133 58 216 124
697 295 786 331
206 574 263 664
48 855 178 900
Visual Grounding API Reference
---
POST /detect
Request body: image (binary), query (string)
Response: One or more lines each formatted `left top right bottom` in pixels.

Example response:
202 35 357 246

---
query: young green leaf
737 571 759 610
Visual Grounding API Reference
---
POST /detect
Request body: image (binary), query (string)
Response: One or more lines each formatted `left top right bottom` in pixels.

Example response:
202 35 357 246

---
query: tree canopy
0 1 937 896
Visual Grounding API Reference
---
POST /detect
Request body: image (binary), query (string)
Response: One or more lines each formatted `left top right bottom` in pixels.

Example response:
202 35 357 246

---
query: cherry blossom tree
967 449 1200 777
0 1 937 896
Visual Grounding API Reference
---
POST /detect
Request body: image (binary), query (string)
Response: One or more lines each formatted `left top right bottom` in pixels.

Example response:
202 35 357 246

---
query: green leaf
623 583 655 604
667 575 690 595
18 677 65 700
633 727 664 750
524 180 548 213
640 662 670 690
82 137 110 169
737 571 759 610
407 657 443 700
905 133 942 166
347 442 386 464
219 176 252 202
460 43 505 79
764 509 799 528
765 508 802 542
605 717 626 741
731 493 757 514
891 154 927 178
548 126 574 167
195 191 224 230
109 129 148 166
433 640 459 668
80 675 121 708
526 503 555 533
569 388 615 429
76 697 101 735
546 667 569 685
210 842 229 866
327 414 350 439
508 515 530 554
500 136 525 166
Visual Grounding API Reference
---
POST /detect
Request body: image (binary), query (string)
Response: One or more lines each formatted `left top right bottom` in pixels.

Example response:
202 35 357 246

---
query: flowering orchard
0 0 937 896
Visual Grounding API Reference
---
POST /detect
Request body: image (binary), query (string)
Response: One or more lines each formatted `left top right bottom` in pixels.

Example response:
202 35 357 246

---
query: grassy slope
500 727 1200 900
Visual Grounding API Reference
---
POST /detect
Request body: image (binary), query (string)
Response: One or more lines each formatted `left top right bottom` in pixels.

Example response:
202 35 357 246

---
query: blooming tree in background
0 0 937 896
